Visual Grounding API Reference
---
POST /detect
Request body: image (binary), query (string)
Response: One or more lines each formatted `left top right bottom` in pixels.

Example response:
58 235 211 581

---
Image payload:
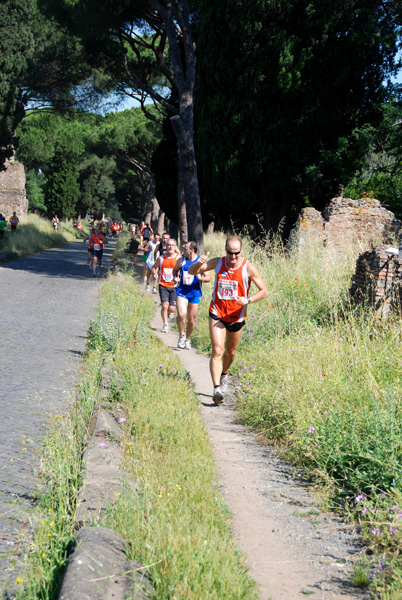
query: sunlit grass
0 214 89 263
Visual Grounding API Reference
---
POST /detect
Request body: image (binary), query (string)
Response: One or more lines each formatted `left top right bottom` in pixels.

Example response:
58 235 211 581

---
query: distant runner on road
188 235 268 405
173 241 211 349
91 224 108 277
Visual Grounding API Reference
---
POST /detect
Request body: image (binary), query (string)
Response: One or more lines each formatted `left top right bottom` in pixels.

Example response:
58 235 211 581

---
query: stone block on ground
75 437 126 527
93 410 122 441
57 527 154 600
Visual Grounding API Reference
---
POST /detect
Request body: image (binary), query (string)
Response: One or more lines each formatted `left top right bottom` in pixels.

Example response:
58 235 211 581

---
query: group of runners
0 212 19 238
129 229 268 405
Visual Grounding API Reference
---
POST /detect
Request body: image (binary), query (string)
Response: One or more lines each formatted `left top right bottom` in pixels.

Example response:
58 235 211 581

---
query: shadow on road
0 241 115 280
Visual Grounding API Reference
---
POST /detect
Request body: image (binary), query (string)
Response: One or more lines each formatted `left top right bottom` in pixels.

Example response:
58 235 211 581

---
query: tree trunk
157 210 165 234
170 106 203 251
151 195 160 232
142 180 159 229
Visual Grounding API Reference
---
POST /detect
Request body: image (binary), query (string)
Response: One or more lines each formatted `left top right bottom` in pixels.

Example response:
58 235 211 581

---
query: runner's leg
209 317 227 387
222 329 243 374
186 302 199 339
161 302 169 324
176 296 188 336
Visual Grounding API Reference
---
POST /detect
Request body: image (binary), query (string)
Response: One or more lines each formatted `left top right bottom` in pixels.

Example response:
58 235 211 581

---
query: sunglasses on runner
226 249 241 256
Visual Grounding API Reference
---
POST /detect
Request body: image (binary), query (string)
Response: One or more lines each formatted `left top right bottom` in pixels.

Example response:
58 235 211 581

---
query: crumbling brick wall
350 245 402 317
0 157 28 220
288 197 401 253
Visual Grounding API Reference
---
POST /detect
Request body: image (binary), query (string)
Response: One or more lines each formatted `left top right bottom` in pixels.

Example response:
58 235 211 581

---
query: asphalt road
0 240 113 594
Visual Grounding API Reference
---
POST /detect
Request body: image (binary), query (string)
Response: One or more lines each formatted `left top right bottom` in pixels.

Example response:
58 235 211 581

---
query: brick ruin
0 157 28 220
288 196 402 316
350 246 402 317
288 196 401 253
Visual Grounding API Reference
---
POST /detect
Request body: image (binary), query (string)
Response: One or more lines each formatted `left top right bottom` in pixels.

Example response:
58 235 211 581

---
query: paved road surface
0 240 113 594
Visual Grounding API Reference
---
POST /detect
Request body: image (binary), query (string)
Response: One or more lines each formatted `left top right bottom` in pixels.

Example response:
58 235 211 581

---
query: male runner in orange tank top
152 239 180 333
189 235 268 405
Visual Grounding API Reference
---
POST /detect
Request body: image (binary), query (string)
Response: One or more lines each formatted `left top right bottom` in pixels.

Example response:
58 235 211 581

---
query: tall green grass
191 231 402 595
0 214 88 263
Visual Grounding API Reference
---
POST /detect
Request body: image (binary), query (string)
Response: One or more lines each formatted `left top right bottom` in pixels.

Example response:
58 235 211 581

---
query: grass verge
14 271 257 599
0 215 89 263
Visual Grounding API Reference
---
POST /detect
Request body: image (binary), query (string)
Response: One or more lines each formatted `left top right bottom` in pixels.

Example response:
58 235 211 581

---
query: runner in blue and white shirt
173 241 211 349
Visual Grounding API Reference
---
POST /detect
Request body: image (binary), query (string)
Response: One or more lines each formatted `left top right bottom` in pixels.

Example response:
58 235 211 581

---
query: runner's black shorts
159 285 177 307
209 312 246 332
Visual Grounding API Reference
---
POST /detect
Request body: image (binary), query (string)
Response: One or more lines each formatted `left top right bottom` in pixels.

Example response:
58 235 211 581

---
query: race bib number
183 272 194 285
217 279 238 300
163 268 173 283
94 243 101 251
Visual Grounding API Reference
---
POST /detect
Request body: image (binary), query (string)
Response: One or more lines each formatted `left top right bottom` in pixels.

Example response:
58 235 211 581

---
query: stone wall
350 245 402 317
0 158 28 219
289 196 401 253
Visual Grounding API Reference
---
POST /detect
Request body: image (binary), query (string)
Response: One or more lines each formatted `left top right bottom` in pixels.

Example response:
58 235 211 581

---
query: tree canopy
0 0 34 166
16 107 161 219
195 0 402 234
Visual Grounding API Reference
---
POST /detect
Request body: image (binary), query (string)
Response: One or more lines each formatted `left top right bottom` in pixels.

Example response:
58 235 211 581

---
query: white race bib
94 243 101 251
163 268 173 283
183 272 194 285
217 279 238 300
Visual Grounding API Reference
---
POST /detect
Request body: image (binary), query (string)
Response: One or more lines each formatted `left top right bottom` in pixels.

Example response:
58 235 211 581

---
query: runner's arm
173 257 183 279
237 264 268 306
196 270 211 283
152 256 161 277
188 254 219 275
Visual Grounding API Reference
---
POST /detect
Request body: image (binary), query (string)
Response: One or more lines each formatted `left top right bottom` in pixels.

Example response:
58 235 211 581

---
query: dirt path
144 279 369 600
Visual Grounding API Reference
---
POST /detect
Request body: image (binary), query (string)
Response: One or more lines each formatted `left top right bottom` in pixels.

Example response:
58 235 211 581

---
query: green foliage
344 97 402 219
26 169 47 212
16 107 161 219
0 0 34 166
195 0 402 233
45 155 80 217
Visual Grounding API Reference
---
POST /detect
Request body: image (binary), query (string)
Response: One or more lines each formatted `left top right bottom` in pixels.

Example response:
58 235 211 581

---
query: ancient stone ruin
350 245 402 317
289 196 401 253
0 157 28 219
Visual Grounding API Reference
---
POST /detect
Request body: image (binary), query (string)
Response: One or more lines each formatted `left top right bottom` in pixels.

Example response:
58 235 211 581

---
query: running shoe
146 284 151 293
162 322 169 333
168 312 174 320
212 386 224 405
184 338 192 350
152 287 157 294
220 374 230 393
177 334 186 349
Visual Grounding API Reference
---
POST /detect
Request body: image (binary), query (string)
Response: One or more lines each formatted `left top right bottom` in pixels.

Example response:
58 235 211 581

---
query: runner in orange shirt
10 212 19 233
189 235 268 405
91 224 108 277
152 239 180 333
84 227 96 267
